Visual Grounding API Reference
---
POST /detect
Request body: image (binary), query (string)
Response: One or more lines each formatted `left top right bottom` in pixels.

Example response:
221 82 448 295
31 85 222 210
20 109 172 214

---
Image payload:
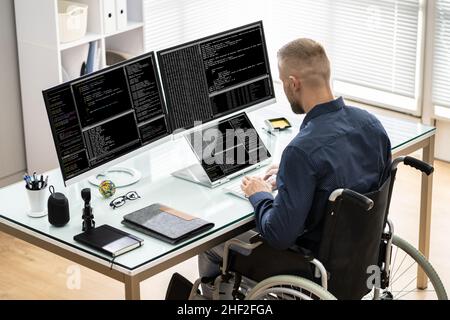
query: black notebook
74 225 144 257
122 204 215 244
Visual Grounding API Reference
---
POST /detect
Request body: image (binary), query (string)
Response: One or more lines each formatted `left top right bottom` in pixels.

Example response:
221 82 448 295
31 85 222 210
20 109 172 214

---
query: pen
24 176 32 190
39 175 44 189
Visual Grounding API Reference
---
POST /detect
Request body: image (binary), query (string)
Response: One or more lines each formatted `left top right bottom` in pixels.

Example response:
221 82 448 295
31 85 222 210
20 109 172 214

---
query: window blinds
271 0 421 111
331 0 420 99
433 0 450 109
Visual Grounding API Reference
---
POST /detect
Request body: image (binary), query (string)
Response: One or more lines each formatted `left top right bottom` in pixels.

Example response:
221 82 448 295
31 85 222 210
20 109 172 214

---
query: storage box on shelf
58 1 89 43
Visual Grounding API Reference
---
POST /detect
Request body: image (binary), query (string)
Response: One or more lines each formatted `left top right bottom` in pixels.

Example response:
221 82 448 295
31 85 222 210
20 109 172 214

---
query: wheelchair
168 156 447 300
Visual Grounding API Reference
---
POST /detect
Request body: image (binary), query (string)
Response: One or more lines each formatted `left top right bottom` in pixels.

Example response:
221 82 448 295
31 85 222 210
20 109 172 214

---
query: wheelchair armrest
247 234 316 262
342 189 374 211
222 238 264 276
249 233 265 244
290 245 315 262
329 189 373 211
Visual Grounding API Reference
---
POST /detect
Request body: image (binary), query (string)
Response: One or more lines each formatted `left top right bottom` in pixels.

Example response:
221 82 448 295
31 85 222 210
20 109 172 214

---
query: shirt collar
301 97 345 130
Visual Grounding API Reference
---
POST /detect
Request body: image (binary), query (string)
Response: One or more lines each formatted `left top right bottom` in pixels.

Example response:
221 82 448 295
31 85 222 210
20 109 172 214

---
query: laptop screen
186 113 271 182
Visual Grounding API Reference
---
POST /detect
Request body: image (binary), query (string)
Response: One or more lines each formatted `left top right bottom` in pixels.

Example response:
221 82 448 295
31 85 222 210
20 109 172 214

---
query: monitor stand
88 167 142 188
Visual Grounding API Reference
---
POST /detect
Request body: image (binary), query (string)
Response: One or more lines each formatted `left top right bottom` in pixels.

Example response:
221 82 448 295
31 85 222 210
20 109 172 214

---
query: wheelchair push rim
245 275 337 300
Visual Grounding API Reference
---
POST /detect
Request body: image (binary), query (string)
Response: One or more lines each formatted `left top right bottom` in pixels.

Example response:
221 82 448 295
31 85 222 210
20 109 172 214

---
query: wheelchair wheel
372 235 447 300
245 275 337 300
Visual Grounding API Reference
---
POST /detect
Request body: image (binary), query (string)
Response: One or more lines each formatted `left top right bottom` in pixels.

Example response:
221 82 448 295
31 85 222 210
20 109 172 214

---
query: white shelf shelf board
59 32 103 51
104 21 144 38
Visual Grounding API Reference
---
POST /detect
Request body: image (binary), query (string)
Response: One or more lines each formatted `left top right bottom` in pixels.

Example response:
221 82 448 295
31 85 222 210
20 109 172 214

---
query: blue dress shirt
249 97 392 251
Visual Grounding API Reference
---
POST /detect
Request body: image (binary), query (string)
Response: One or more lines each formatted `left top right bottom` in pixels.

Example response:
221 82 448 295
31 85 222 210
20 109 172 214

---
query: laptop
172 113 272 188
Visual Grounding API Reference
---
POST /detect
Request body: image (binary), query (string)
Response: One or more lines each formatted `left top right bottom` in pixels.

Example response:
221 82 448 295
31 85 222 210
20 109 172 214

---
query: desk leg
417 135 435 289
124 276 141 300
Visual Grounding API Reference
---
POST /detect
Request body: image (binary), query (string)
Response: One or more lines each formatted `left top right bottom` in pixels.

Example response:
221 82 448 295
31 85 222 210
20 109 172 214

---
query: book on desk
74 225 143 258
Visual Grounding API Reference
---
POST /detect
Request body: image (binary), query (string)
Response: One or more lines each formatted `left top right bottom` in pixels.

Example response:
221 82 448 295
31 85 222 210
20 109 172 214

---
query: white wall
436 121 450 162
0 0 27 187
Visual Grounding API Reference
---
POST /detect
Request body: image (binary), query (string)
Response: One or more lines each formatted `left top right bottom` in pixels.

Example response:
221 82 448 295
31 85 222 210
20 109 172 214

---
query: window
433 0 450 119
143 1 427 116
271 0 423 114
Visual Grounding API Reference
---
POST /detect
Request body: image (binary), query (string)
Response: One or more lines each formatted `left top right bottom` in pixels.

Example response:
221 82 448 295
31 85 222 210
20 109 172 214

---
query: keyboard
224 176 277 200
224 181 248 200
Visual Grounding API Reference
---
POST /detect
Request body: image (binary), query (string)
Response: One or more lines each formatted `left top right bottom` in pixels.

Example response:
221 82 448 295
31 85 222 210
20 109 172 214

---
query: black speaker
47 186 70 227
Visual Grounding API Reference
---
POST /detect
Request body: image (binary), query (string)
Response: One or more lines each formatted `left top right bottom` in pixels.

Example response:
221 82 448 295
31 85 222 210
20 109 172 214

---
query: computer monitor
43 52 171 186
157 21 276 133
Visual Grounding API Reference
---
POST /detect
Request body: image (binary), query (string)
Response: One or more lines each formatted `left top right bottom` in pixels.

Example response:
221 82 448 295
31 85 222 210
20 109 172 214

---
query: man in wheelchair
193 38 392 299
167 39 446 300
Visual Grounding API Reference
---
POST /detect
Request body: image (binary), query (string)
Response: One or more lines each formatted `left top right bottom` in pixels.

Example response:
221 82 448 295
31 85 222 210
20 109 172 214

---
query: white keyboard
224 181 248 200
224 176 277 200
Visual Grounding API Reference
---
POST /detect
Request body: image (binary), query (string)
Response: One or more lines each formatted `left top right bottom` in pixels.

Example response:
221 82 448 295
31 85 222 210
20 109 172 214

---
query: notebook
74 225 144 257
122 204 215 244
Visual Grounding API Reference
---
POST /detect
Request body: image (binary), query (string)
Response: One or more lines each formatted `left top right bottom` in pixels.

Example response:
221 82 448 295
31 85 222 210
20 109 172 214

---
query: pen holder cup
26 187 49 218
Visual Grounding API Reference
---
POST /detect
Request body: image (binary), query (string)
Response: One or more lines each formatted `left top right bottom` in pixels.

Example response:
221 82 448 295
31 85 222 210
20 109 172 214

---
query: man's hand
241 176 273 198
263 164 279 190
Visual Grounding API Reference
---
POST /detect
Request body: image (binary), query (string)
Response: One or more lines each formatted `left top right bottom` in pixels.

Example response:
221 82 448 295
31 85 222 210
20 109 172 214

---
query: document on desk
122 204 215 244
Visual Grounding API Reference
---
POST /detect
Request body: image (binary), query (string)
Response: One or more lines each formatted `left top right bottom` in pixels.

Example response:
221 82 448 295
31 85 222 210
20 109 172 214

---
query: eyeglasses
109 191 141 209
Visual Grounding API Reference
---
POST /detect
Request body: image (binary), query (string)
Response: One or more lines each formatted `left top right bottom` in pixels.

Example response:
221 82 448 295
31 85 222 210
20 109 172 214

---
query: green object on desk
99 180 116 199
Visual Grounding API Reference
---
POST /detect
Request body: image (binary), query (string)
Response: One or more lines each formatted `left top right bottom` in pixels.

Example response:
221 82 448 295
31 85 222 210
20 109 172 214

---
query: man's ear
288 76 301 92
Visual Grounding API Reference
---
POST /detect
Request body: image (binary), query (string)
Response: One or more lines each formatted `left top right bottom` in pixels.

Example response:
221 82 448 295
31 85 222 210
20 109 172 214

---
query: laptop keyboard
224 177 277 200
224 181 248 200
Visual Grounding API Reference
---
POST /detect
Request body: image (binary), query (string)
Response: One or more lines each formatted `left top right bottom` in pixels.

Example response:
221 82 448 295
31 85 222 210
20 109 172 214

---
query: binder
85 41 98 74
94 45 102 71
115 0 128 30
103 0 117 34
122 204 215 244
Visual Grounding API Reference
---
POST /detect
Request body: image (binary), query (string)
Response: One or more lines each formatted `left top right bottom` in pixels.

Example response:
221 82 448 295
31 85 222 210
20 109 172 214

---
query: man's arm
247 146 317 250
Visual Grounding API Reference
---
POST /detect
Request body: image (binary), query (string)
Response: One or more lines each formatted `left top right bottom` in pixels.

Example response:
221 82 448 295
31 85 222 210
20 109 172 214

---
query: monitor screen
43 52 171 183
157 21 275 131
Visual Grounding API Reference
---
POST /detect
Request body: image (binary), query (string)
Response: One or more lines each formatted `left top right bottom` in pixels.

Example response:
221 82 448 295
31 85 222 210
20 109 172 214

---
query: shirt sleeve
249 146 317 250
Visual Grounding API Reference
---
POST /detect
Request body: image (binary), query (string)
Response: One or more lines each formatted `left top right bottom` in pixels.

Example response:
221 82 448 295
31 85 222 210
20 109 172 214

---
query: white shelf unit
14 0 146 173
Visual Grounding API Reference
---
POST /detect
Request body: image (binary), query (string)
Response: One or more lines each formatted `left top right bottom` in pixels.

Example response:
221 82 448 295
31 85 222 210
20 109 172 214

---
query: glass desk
0 103 436 299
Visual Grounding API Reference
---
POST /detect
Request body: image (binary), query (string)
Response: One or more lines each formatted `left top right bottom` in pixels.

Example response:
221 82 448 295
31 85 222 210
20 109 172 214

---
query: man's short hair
277 38 331 87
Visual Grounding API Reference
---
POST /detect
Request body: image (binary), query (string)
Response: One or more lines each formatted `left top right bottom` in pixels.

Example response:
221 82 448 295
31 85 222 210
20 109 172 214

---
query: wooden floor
1 158 449 300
